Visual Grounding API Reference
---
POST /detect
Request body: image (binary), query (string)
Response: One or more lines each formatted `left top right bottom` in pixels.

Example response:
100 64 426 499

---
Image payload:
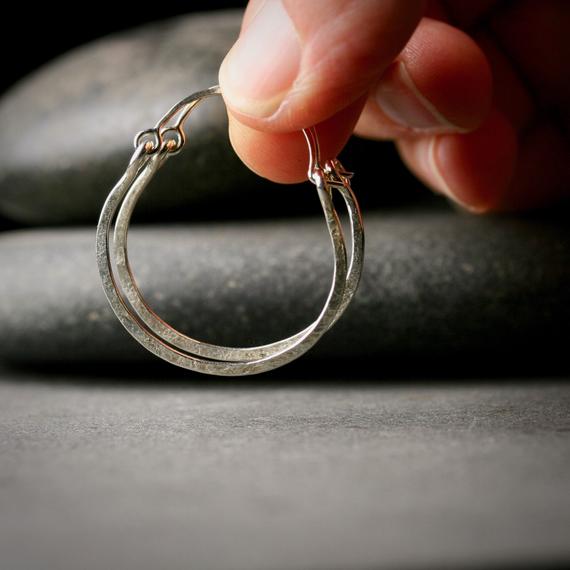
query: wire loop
96 85 364 376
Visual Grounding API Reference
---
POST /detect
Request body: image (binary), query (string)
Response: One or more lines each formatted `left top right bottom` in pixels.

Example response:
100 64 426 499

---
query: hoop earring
96 85 364 376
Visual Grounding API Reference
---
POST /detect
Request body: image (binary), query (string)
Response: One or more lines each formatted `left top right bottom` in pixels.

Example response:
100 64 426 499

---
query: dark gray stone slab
0 10 272 225
0 375 569 570
1 208 570 370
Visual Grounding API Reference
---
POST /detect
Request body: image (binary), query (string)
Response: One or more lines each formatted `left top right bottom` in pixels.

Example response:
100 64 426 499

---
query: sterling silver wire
96 85 364 376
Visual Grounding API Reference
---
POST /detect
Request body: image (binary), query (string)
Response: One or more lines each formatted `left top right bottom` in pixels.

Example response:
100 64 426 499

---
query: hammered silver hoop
96 85 364 376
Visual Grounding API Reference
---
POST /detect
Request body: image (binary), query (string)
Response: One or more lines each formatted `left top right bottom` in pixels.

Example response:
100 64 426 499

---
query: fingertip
221 0 424 132
398 109 518 212
228 117 307 183
401 18 493 131
227 97 366 184
356 18 493 139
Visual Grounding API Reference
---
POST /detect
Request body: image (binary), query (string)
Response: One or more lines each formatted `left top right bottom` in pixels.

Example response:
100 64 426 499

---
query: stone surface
0 10 271 224
1 207 570 370
0 375 569 570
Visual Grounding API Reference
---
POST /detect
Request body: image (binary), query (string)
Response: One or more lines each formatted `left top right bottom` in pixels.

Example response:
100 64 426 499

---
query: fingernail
375 61 462 132
219 0 301 118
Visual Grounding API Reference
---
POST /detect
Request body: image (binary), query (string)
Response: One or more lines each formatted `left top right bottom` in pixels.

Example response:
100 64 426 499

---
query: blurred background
1 2 238 94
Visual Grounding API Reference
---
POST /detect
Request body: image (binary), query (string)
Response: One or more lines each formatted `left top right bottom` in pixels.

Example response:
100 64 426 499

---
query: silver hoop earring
96 85 364 376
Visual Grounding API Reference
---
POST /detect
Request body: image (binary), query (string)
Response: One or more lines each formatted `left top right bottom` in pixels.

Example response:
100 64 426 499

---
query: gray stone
0 10 271 225
1 207 570 370
1 376 569 570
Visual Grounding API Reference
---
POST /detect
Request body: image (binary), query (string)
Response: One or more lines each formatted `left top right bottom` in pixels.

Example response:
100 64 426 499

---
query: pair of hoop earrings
96 86 364 376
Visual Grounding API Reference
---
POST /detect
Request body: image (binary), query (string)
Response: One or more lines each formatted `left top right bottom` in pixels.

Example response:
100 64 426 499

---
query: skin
219 0 570 213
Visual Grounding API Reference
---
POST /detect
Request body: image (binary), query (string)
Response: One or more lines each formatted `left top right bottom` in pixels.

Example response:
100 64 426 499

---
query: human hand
219 0 569 213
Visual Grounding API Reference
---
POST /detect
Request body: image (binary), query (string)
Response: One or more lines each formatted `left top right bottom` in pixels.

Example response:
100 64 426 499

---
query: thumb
219 0 424 132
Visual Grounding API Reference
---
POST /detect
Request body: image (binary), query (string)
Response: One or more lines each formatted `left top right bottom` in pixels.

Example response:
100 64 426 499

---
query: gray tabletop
1 371 569 570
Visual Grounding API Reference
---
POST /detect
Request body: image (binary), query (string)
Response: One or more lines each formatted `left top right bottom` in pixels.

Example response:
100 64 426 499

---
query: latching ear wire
96 85 364 376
